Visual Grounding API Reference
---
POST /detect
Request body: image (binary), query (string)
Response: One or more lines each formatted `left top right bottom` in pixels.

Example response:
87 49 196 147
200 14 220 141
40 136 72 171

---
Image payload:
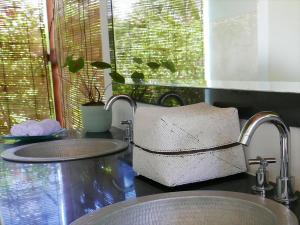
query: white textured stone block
133 103 247 186
133 145 247 187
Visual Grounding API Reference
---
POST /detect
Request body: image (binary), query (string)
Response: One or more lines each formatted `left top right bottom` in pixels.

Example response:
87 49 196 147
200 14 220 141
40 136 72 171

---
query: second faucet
105 94 136 142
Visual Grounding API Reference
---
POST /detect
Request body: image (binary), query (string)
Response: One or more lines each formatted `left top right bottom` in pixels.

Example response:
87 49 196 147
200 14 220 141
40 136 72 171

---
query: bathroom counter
0 128 299 225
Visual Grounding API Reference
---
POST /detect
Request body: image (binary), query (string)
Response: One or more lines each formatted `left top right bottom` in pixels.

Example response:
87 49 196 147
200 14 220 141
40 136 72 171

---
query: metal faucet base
274 176 298 204
251 184 273 193
274 195 298 205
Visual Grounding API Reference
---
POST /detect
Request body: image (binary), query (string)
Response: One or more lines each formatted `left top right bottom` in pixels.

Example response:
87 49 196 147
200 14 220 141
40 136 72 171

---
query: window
0 0 53 134
54 0 105 130
0 0 204 134
109 0 204 86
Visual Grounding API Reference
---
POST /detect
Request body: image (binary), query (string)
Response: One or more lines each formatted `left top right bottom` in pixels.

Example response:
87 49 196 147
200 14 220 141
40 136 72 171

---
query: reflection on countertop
0 128 299 225
0 128 158 225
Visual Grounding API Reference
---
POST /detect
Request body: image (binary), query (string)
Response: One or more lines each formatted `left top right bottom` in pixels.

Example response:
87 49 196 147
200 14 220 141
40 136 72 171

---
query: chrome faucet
104 94 137 142
238 111 297 204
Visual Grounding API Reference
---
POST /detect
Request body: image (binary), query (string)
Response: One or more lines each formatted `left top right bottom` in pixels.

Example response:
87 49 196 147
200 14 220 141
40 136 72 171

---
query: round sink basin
71 191 298 225
1 138 128 163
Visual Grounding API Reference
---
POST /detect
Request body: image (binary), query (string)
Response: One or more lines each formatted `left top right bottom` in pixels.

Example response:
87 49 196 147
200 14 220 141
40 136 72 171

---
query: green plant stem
89 70 98 100
94 85 101 102
79 74 92 101
101 82 112 102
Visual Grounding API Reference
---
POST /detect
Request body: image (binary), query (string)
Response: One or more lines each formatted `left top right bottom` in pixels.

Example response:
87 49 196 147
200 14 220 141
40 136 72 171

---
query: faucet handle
120 120 132 125
248 156 276 195
248 157 276 165
120 120 133 143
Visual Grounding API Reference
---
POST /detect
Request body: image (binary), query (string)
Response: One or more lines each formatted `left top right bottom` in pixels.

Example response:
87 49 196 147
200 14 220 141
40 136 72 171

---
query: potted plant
63 55 175 132
63 56 125 132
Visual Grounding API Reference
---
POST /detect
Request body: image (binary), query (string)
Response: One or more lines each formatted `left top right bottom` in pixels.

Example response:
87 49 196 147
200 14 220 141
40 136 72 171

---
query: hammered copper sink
1 139 128 162
71 191 298 225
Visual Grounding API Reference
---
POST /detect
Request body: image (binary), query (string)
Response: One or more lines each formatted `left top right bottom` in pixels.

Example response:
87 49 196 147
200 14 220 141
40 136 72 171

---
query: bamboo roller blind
0 0 54 135
54 0 105 130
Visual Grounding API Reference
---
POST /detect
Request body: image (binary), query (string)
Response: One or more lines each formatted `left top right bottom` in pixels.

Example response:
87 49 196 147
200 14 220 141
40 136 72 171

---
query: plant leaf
63 55 73 68
147 62 160 70
68 57 84 73
161 60 176 73
131 71 144 83
110 71 125 84
91 61 112 69
133 57 143 64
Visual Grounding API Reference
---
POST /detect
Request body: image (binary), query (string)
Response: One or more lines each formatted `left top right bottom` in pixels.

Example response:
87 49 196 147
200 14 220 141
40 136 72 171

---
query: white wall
268 0 300 82
207 0 259 82
207 0 300 86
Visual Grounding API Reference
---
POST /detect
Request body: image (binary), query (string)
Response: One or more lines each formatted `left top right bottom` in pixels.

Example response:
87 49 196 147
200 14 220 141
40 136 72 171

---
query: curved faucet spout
104 94 136 143
238 111 296 204
104 94 137 117
238 111 290 178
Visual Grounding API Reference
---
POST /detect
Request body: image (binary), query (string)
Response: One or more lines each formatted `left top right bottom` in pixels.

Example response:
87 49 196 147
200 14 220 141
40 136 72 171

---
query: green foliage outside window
112 0 205 86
